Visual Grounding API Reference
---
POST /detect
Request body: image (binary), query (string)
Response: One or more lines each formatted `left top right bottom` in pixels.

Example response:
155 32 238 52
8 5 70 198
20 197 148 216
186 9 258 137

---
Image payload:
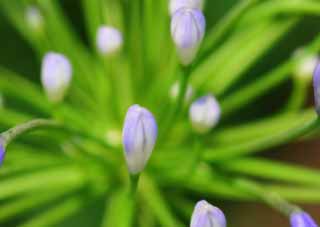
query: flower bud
96 26 123 55
290 211 318 227
41 52 72 103
25 6 44 32
313 62 320 115
169 0 204 15
190 200 226 227
122 105 158 174
189 95 221 134
0 140 5 166
293 49 318 81
171 8 205 65
170 81 193 103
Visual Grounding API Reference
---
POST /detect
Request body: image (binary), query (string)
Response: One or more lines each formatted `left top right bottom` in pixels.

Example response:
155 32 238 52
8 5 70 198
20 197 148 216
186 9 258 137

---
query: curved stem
1 119 59 147
234 178 299 216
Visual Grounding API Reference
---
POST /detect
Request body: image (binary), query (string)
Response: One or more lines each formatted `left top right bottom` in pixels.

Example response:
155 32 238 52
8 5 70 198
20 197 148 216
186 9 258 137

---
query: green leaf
140 175 184 227
192 19 296 95
204 110 319 161
102 189 134 227
222 158 320 187
18 195 87 227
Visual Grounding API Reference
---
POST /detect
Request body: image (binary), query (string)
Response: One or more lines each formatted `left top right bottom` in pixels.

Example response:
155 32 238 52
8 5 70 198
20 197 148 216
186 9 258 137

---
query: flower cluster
0 0 320 226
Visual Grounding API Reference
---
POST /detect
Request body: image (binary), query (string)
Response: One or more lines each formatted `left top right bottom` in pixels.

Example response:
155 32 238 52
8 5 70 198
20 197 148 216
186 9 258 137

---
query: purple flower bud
189 95 221 134
290 211 318 227
313 62 320 115
0 140 5 166
122 105 158 174
25 6 44 31
190 200 226 227
96 26 123 55
41 52 72 103
169 0 204 15
171 8 206 65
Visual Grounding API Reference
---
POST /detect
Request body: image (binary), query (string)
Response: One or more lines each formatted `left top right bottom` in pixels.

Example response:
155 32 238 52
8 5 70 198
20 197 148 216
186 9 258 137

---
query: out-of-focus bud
189 95 221 134
171 8 205 65
313 62 320 116
41 52 73 103
290 211 318 227
25 6 44 32
169 0 204 15
293 49 318 82
122 105 158 174
190 200 226 227
96 26 123 56
0 139 5 166
170 81 193 103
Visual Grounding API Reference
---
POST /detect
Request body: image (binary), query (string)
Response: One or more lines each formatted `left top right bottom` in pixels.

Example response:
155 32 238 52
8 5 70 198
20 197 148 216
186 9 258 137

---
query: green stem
160 65 192 139
234 178 299 216
0 119 58 147
285 78 309 112
130 174 140 196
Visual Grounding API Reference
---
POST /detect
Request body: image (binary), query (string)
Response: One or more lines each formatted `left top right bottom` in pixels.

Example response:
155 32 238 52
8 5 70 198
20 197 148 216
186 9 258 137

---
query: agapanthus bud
96 26 123 55
171 8 206 65
170 81 193 103
290 211 318 227
25 6 44 32
0 140 5 166
169 0 204 15
189 95 221 134
190 200 226 227
41 52 72 103
122 105 158 174
293 49 318 81
313 62 320 115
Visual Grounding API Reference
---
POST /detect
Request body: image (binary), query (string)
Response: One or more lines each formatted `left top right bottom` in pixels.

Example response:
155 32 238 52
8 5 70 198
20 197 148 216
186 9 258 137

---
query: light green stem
234 178 299 216
1 119 58 147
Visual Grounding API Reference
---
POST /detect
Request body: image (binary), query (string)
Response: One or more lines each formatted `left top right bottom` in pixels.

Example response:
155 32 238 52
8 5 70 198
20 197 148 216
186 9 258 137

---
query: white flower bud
122 105 158 174
169 0 204 15
25 6 44 32
41 52 72 103
171 8 206 65
189 95 221 134
96 26 123 56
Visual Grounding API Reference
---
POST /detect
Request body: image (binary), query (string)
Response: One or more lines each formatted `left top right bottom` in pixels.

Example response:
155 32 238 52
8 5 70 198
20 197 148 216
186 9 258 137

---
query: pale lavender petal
190 200 226 227
41 52 72 103
171 8 205 65
0 139 5 166
291 212 318 227
122 105 157 174
313 62 320 115
97 26 123 55
189 94 221 134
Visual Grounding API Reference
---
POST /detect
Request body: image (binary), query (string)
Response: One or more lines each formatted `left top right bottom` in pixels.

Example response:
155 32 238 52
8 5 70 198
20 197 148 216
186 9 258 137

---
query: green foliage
0 0 320 226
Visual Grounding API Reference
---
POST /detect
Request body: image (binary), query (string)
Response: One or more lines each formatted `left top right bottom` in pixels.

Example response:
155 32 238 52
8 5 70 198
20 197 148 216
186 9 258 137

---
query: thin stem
285 78 309 112
0 119 59 147
234 178 299 216
160 65 192 139
130 174 140 196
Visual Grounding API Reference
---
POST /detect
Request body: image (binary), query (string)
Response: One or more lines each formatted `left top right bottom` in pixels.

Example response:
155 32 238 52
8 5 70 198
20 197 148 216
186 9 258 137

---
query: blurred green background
1 0 320 226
